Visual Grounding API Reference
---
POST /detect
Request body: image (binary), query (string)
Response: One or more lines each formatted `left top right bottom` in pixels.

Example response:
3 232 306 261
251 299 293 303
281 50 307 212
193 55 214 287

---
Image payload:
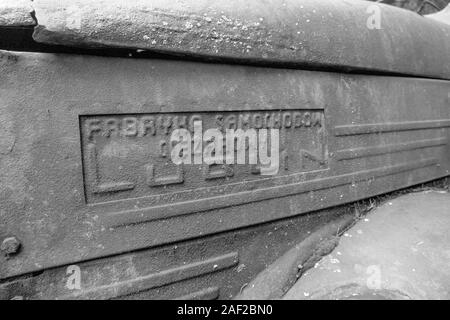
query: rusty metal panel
30 0 450 80
0 49 449 291
0 208 354 300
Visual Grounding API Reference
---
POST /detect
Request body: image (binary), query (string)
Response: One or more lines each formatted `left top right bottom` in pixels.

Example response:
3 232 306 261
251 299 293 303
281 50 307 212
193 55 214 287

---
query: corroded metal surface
1 50 449 297
0 204 354 299
28 0 450 79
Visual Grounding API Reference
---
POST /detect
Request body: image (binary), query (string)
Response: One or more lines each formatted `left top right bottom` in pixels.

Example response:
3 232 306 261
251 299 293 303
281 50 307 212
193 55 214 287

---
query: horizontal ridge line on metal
102 158 439 228
335 137 448 161
334 119 450 136
59 252 238 300
173 287 220 300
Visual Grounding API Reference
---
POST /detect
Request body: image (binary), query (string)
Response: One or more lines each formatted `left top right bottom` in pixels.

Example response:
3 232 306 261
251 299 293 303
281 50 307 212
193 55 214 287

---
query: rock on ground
284 190 450 300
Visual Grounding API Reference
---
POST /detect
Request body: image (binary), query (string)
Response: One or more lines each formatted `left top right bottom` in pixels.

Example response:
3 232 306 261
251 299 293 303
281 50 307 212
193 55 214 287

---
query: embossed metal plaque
81 111 327 222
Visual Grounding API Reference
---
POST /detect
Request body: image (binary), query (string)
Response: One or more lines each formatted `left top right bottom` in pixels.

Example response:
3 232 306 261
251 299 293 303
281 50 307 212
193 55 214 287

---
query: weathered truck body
0 0 449 299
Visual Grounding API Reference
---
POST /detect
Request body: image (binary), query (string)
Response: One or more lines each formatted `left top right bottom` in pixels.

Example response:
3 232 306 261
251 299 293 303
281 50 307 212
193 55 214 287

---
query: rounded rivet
1 237 21 256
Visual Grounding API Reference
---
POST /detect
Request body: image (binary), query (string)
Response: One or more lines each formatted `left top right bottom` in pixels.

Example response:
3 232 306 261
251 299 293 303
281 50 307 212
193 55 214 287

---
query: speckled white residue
330 258 340 264
237 264 246 272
